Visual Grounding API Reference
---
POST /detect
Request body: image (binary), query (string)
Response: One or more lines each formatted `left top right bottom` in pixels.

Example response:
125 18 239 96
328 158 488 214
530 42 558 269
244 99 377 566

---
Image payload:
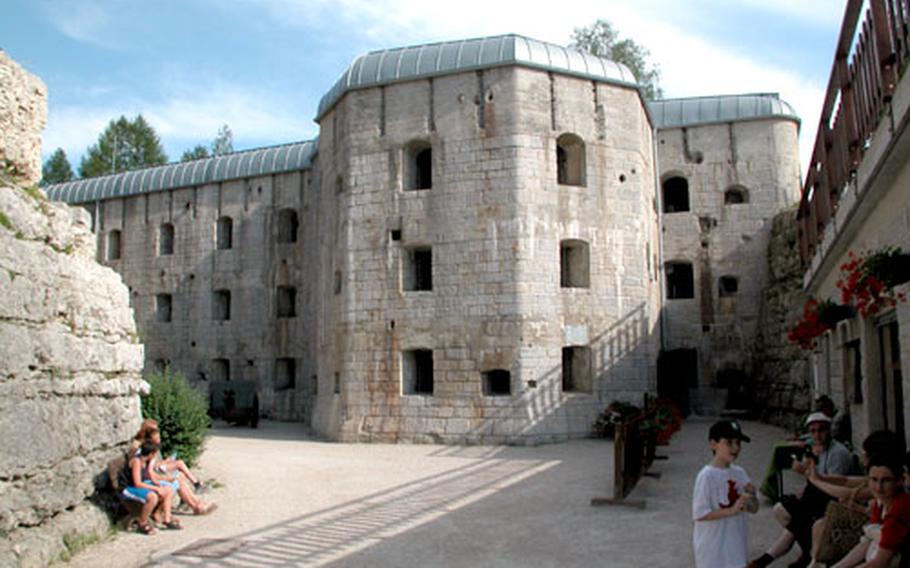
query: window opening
724 187 748 204
562 346 592 393
402 349 434 395
275 358 296 390
718 276 739 297
277 286 296 318
404 141 432 191
158 223 174 256
556 133 586 186
663 176 690 213
277 209 299 243
560 239 590 288
213 289 231 320
216 216 233 250
665 262 695 299
107 230 121 260
483 369 511 396
403 247 432 291
156 294 172 322
213 358 230 381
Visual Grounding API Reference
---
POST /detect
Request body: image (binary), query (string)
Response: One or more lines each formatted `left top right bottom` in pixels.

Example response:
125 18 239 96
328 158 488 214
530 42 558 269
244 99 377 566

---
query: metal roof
316 34 638 119
647 93 799 130
44 140 317 205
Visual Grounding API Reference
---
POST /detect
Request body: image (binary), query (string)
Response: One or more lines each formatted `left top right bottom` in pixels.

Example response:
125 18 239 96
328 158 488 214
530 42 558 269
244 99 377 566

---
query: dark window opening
405 142 432 191
334 372 341 394
216 216 233 250
275 358 296 390
213 289 231 321
213 358 230 382
663 176 690 213
334 270 342 295
403 247 432 291
665 262 694 299
556 133 586 186
107 230 121 261
277 209 299 243
718 276 738 297
158 223 174 256
156 294 172 322
724 187 748 205
483 369 511 396
311 374 318 395
402 349 434 395
560 239 590 288
277 286 296 318
562 346 592 393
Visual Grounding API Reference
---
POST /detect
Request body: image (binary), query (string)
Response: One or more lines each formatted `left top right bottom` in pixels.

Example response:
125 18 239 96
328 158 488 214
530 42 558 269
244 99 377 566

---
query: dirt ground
63 417 803 567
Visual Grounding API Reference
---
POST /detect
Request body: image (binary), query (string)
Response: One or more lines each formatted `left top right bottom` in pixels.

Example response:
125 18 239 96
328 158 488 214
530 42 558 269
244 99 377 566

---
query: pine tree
570 20 663 100
79 114 168 178
181 145 210 162
41 148 74 185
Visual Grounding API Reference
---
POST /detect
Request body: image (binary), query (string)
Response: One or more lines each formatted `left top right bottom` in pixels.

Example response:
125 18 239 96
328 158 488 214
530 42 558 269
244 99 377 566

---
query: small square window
483 370 511 396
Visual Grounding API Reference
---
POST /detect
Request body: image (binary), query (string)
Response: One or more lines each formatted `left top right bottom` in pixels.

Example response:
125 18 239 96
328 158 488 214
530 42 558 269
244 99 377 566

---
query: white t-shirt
692 463 751 568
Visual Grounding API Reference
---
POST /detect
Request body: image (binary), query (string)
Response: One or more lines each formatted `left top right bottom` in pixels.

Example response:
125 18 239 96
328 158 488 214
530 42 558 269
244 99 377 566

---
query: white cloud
39 0 122 49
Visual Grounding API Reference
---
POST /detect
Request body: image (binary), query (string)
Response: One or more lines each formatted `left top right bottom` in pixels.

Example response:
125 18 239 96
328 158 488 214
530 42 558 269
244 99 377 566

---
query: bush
142 369 211 466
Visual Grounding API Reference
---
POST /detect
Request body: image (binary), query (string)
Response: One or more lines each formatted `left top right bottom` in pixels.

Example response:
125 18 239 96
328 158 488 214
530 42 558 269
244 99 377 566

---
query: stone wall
0 51 47 186
752 206 811 432
0 54 146 568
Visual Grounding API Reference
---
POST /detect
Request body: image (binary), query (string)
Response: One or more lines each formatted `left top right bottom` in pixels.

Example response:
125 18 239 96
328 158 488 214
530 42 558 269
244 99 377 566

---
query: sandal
164 519 183 530
138 523 156 535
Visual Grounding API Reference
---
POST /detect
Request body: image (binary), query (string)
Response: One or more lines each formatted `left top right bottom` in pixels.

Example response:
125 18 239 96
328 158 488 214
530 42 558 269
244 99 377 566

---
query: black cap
708 420 750 443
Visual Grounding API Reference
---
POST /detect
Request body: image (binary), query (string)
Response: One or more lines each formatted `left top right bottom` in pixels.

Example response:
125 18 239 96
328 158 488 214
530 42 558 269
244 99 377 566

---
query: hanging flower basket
816 300 856 329
787 298 830 350
837 247 909 318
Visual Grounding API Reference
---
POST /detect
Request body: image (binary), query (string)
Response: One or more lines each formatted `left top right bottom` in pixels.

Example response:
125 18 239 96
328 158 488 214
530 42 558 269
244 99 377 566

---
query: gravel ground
62 417 804 567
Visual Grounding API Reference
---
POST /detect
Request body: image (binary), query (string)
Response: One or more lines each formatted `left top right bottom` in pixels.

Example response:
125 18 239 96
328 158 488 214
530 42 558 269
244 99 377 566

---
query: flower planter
817 303 856 329
868 252 910 287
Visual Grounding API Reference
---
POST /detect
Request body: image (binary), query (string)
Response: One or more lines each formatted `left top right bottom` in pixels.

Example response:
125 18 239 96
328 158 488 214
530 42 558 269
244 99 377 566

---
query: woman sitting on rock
119 440 181 534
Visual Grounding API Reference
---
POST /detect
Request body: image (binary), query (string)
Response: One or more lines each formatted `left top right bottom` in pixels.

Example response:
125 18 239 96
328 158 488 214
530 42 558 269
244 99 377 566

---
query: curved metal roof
316 34 638 119
647 93 799 130
45 140 317 205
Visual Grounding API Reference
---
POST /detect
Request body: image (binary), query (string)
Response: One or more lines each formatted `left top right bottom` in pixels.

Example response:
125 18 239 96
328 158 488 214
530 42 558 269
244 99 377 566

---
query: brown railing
591 408 660 509
798 0 910 263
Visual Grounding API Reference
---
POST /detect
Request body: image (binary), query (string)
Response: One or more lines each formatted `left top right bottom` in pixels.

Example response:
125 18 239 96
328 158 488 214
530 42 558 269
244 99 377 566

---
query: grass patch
59 527 112 562
0 210 13 232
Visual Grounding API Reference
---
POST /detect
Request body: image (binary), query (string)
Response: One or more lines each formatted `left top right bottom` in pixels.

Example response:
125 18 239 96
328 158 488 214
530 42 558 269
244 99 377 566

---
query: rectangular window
107 230 121 261
666 262 695 299
562 346 592 393
560 240 590 288
403 247 432 291
275 358 296 390
216 217 233 250
213 290 231 321
277 286 296 318
483 370 511 396
213 358 230 382
402 349 434 395
155 293 172 322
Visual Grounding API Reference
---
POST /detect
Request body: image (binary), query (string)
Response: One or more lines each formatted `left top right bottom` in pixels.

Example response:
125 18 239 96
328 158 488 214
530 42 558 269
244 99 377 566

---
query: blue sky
3 0 847 175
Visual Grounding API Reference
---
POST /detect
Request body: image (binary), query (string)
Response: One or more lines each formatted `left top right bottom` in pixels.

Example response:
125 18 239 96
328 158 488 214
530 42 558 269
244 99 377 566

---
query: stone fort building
46 34 801 443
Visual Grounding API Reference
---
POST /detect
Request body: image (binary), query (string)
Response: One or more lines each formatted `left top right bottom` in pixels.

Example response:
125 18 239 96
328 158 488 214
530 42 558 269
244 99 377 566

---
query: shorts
121 486 154 503
158 479 180 492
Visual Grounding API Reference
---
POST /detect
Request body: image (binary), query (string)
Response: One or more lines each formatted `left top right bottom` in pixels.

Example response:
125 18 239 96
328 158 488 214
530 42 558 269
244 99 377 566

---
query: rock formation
0 51 146 567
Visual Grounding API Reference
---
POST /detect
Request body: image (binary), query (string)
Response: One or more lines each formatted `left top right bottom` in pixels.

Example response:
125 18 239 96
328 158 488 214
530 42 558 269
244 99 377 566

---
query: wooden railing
798 0 910 263
591 407 660 508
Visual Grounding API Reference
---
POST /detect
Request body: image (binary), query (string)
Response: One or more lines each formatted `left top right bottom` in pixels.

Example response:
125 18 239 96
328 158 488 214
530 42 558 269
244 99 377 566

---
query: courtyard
66 418 802 567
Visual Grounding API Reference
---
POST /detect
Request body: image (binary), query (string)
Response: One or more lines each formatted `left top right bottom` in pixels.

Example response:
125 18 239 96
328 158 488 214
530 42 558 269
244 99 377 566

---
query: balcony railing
798 0 910 264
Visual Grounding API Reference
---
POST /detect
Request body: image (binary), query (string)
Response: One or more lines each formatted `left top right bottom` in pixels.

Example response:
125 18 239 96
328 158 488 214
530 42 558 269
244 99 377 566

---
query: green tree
41 148 74 185
142 369 211 467
212 124 233 156
181 145 210 162
570 20 663 100
79 114 168 178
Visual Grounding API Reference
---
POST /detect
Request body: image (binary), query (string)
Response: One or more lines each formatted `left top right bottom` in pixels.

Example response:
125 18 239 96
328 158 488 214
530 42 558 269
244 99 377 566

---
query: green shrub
142 369 211 466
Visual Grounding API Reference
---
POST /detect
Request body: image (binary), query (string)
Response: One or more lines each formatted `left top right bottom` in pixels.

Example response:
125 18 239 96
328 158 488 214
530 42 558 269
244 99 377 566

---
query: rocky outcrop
0 54 146 567
0 50 47 186
752 207 811 432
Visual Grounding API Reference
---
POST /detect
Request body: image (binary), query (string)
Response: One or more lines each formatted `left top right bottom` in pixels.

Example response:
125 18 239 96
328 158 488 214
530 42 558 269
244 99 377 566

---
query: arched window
404 141 432 190
665 261 694 299
216 216 233 250
158 223 174 256
724 186 749 205
663 176 690 213
107 230 122 261
560 239 590 288
556 133 586 186
277 209 299 243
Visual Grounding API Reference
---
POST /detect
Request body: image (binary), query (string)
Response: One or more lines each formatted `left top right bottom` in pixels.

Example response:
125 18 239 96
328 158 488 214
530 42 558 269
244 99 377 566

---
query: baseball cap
805 412 832 426
708 419 751 443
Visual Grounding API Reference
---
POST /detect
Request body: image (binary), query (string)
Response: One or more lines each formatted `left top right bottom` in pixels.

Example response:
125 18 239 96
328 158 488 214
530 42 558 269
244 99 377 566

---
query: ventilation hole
281 258 287 265
527 380 538 388
191 341 197 347
631 168 636 174
486 92 494 101
185 202 191 210
619 174 626 183
160 270 166 277
390 229 401 241
248 359 254 366
189 273 195 280
257 187 262 194
702 325 710 333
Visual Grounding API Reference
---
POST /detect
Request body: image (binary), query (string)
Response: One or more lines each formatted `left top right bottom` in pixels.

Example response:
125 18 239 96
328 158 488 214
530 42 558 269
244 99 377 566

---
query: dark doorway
658 348 697 416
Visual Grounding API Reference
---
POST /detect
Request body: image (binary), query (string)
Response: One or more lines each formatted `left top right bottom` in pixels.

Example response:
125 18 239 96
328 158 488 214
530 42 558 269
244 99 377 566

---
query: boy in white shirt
693 420 759 568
